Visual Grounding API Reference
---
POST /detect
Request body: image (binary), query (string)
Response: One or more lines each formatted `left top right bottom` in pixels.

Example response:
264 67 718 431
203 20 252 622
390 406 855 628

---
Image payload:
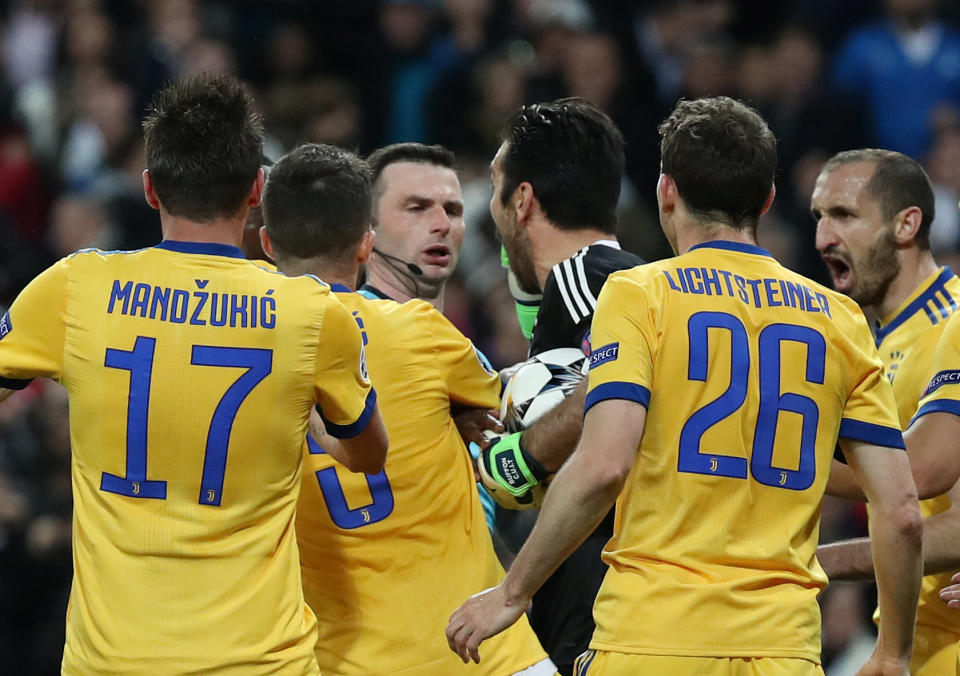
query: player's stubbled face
490 142 540 294
374 161 465 284
811 162 900 308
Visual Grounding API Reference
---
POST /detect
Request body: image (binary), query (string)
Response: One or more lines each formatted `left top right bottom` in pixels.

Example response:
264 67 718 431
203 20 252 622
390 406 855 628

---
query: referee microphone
372 247 424 296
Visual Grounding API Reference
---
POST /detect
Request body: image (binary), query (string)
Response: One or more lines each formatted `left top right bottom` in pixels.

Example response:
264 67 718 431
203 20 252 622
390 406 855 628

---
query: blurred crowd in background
1 0 959 671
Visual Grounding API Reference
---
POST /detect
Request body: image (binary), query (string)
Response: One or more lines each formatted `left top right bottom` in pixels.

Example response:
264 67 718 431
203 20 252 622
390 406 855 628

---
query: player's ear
759 184 776 217
356 229 375 265
248 167 266 208
258 226 276 262
894 206 923 245
515 182 535 223
657 174 677 213
142 170 161 211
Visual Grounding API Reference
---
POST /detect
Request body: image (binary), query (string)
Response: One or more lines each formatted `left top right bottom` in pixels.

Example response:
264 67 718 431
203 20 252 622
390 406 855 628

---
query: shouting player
260 143 556 676
811 149 960 676
0 75 388 674
449 97 923 676
478 98 643 675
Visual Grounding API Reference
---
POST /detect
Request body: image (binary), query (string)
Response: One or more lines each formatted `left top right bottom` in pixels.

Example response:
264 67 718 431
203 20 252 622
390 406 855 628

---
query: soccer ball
500 347 588 433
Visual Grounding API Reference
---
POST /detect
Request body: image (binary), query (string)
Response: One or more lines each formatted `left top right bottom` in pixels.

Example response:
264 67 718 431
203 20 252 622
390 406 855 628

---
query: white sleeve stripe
553 263 583 323
574 254 598 308
562 258 591 318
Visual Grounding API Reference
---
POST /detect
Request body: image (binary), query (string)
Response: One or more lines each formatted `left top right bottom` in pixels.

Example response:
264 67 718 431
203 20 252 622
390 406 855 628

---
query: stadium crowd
0 0 959 672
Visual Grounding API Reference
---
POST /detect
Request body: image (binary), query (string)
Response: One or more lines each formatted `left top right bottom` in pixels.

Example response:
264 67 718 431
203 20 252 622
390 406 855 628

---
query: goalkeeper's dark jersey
528 240 644 675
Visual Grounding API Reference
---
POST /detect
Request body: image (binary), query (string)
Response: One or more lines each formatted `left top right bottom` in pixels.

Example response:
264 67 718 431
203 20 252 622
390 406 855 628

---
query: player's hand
940 571 960 608
477 432 551 510
445 583 529 664
455 408 503 447
855 650 910 675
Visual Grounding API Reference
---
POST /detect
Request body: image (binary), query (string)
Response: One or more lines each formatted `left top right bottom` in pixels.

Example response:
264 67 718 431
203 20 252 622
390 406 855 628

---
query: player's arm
313 300 388 474
818 473 960 580
825 457 867 500
307 406 387 475
519 379 585 472
0 257 69 390
840 438 923 669
446 397 644 663
826 412 960 501
903 411 960 499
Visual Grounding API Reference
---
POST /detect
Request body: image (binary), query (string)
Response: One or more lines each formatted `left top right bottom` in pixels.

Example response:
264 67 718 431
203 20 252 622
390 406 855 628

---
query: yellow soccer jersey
873 267 960 639
584 241 903 662
0 241 376 675
297 286 548 676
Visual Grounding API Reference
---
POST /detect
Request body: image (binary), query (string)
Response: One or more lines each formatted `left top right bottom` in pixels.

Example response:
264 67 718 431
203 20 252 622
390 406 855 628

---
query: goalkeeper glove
501 246 541 340
478 432 552 510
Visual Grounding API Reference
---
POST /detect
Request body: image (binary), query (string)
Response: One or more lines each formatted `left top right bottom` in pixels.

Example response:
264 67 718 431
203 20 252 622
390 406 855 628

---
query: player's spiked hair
262 143 372 260
143 73 264 221
822 148 935 250
499 98 624 234
659 96 777 230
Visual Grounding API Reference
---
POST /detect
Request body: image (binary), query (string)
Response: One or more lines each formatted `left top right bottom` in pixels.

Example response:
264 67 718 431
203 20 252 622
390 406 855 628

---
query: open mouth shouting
821 251 854 292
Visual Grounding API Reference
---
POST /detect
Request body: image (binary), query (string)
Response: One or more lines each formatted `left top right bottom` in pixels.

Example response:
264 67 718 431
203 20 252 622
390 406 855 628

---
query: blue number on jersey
101 337 273 505
752 324 824 490
191 346 273 506
308 435 394 529
678 312 825 490
678 312 749 479
102 336 167 499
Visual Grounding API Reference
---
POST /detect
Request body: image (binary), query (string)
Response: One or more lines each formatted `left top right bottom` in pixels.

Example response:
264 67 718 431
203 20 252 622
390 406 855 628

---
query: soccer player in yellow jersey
809 149 960 676
447 97 923 676
259 142 556 676
0 75 389 674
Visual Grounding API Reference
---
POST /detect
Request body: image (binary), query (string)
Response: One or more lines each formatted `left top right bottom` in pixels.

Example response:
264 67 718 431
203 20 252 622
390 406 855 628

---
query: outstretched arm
446 398 644 664
840 438 923 673
820 477 960 581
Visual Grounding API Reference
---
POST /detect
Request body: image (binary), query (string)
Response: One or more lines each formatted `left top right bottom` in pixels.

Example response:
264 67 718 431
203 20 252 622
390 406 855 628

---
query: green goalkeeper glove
478 432 552 510
501 246 541 340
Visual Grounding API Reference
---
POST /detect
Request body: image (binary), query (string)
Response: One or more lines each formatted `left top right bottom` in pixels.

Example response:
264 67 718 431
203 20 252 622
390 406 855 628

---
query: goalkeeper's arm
479 380 586 508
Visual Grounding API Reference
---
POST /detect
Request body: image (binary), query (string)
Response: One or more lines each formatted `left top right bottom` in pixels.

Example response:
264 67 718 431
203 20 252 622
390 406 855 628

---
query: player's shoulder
353 294 443 334
544 241 644 325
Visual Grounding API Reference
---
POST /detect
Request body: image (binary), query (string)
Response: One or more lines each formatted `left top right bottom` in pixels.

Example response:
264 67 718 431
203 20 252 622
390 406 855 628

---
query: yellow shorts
911 625 959 676
572 650 824 676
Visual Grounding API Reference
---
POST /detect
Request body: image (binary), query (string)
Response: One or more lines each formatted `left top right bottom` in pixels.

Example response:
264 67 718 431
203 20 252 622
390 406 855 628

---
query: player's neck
160 213 245 248
279 258 358 291
533 226 616 290
364 263 444 310
874 249 940 321
675 221 757 255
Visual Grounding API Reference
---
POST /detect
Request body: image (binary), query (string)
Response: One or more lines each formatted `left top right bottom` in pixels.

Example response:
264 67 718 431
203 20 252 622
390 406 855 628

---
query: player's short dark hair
658 96 777 230
499 98 624 234
366 143 455 212
822 148 935 249
262 143 372 260
142 74 263 222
